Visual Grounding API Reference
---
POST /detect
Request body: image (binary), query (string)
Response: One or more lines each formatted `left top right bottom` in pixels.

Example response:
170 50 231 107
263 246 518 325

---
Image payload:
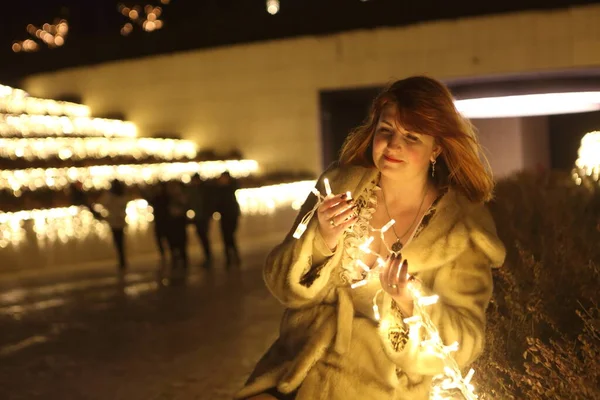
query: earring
431 159 436 177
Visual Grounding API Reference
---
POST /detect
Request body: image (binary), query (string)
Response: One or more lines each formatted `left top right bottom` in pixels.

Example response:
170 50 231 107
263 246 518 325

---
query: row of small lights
0 160 259 194
0 84 130 138
0 114 137 138
0 85 90 118
0 180 314 248
12 19 69 53
0 137 197 162
118 1 170 36
0 81 280 248
573 131 600 186
0 200 152 249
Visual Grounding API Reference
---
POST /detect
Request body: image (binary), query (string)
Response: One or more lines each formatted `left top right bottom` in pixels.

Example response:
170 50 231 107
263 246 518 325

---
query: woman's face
372 104 440 182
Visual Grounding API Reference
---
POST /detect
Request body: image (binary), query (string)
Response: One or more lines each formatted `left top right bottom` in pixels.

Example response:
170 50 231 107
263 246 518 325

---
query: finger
398 259 409 284
387 253 401 285
379 254 392 285
392 259 406 286
318 193 348 214
324 200 354 221
382 253 394 284
380 253 391 275
394 257 406 287
334 203 357 223
334 212 358 231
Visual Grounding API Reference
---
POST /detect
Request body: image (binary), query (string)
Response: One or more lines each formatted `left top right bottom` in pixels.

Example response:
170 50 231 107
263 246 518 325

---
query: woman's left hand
379 253 414 316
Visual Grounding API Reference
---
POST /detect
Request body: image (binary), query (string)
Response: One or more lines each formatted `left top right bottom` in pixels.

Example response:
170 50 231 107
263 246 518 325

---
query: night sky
0 0 598 82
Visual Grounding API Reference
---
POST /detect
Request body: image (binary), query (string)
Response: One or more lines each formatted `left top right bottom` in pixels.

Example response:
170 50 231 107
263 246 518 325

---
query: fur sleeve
263 165 344 308
378 243 495 375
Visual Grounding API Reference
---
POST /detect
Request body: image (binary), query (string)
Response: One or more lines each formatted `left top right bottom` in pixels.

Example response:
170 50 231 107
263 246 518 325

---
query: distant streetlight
266 0 280 15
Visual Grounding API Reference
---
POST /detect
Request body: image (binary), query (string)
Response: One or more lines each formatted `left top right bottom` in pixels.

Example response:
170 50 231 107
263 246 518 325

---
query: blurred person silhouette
96 179 129 271
215 171 241 267
146 182 171 262
166 180 189 269
188 173 215 268
69 181 100 217
69 181 88 207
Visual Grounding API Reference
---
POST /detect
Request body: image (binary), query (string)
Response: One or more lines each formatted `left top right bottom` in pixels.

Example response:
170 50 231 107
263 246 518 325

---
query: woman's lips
383 155 403 163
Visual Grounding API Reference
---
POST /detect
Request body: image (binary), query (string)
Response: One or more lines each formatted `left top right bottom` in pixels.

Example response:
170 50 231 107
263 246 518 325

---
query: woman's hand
380 254 414 316
316 192 358 251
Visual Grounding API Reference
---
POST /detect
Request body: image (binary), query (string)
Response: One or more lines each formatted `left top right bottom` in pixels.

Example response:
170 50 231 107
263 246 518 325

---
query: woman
188 173 215 268
166 181 189 269
236 76 506 400
146 182 170 261
214 171 241 267
97 180 129 270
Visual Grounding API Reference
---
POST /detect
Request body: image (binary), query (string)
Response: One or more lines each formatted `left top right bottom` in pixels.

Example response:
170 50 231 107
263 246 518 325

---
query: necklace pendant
391 240 403 252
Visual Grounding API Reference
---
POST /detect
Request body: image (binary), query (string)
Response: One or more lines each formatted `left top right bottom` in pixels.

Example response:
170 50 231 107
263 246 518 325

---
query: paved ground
0 212 296 400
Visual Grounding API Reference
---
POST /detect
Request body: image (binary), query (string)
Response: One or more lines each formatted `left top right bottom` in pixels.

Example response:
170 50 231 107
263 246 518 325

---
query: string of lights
12 19 69 53
0 85 23 97
0 87 90 117
293 179 482 400
0 113 137 138
0 137 196 162
0 179 311 248
0 200 152 249
0 159 258 193
573 131 599 186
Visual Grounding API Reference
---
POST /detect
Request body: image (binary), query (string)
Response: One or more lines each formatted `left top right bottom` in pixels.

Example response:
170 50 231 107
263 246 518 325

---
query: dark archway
319 87 380 169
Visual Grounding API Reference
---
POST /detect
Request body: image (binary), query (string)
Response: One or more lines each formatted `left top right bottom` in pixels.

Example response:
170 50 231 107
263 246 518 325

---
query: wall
473 116 551 178
472 118 525 177
22 4 600 175
521 116 551 172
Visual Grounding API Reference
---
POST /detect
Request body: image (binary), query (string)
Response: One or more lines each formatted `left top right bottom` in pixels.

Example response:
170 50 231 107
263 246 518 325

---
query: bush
473 171 600 399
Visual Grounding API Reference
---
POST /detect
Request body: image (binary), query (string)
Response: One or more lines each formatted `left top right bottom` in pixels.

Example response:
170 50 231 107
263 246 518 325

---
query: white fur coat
235 165 506 400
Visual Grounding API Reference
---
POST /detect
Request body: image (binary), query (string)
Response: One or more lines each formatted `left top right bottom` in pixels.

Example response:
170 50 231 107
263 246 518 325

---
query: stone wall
22 4 600 175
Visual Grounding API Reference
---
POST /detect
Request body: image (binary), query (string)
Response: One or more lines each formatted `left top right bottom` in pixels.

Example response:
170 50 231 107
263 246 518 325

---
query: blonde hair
339 76 494 203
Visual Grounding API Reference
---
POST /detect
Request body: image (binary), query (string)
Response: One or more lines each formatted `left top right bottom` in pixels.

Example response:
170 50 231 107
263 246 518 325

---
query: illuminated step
0 137 197 161
0 114 137 138
0 180 316 247
0 160 259 193
0 84 25 97
0 200 152 248
0 84 90 117
236 180 316 215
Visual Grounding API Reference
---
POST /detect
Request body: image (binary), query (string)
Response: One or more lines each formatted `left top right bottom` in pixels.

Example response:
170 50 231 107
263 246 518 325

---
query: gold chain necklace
380 184 428 252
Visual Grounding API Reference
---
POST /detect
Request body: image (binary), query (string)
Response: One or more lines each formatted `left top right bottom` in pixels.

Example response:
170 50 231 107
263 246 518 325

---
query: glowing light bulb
266 0 280 15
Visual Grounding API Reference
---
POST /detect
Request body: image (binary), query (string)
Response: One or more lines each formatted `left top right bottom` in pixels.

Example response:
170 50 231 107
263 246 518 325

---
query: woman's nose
388 134 403 149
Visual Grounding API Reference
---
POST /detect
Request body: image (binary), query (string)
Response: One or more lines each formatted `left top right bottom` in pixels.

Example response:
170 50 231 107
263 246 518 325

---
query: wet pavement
0 211 297 400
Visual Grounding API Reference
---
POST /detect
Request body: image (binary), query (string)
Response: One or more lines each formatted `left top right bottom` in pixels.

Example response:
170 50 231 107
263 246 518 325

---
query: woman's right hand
317 192 358 251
